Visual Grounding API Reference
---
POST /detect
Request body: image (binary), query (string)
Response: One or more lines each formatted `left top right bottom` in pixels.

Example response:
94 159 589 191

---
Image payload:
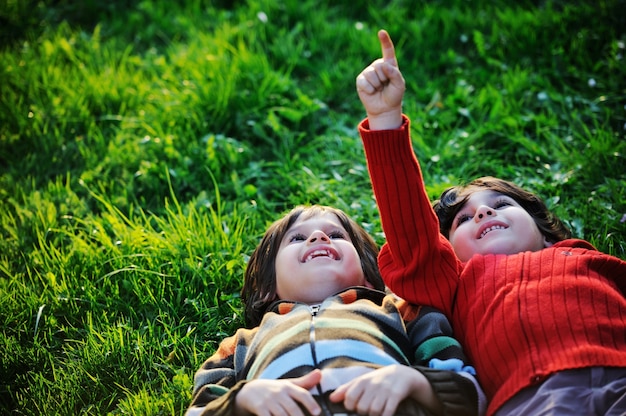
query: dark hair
241 205 384 328
433 176 571 243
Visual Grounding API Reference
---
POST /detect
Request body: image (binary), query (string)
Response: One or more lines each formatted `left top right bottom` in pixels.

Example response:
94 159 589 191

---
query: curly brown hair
241 205 384 328
433 176 571 243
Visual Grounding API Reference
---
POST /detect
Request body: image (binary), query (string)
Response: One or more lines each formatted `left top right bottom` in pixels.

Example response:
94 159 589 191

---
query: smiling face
448 190 551 262
274 212 369 304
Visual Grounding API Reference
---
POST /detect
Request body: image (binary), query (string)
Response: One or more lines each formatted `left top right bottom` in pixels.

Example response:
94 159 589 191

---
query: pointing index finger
378 29 397 67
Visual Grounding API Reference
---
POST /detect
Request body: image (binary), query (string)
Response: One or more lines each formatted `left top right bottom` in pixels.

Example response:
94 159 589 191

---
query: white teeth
480 225 506 239
304 249 336 262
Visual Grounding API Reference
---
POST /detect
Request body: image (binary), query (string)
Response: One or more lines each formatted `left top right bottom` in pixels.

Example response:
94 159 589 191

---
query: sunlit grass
1 0 625 414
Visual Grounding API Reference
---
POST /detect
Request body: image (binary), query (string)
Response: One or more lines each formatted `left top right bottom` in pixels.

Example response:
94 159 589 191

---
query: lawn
1 0 625 414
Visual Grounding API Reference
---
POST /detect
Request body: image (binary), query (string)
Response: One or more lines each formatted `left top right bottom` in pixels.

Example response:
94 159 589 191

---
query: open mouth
479 225 507 239
303 249 337 262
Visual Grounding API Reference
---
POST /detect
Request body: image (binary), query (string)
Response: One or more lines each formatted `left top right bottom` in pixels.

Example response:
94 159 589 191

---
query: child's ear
363 278 374 288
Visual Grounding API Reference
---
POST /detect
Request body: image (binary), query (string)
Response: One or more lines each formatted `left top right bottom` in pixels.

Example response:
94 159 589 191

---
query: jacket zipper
309 304 331 415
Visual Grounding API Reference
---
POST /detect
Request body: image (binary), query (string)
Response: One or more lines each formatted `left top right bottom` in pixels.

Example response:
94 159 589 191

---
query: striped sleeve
406 305 485 415
406 305 468 365
186 332 251 416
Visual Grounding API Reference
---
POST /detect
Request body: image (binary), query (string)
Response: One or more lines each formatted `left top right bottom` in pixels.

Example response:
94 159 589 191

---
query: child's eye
288 233 307 243
455 214 471 227
328 231 346 239
494 199 511 209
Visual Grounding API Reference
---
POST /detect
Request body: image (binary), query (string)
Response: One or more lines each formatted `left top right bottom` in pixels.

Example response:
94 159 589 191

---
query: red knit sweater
359 116 626 415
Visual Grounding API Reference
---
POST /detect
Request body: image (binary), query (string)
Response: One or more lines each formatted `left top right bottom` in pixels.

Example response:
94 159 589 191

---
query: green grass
1 0 625 414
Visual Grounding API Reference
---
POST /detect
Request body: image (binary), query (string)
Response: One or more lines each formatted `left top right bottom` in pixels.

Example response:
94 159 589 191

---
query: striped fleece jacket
359 115 626 415
187 287 484 416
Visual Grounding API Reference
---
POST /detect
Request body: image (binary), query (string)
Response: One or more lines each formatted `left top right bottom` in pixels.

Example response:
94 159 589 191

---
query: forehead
460 189 508 206
289 212 343 230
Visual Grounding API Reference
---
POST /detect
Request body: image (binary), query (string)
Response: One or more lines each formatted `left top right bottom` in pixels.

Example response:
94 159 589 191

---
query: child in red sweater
356 29 626 415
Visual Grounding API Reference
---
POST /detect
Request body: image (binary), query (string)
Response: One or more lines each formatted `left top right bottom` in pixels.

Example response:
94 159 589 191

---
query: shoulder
551 238 597 251
549 239 625 262
210 327 258 361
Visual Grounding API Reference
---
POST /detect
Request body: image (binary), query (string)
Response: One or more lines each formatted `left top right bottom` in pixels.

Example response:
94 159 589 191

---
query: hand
235 370 322 416
356 29 406 130
329 365 441 416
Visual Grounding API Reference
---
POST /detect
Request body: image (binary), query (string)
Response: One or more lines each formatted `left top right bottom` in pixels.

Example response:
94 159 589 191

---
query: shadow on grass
0 0 243 48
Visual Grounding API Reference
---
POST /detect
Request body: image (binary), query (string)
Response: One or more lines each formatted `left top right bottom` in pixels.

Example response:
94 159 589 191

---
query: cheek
275 247 295 270
448 227 467 247
448 227 474 260
448 228 457 243
273 254 292 287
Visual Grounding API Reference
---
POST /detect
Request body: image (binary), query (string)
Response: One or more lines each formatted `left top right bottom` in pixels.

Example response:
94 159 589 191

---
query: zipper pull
310 304 320 316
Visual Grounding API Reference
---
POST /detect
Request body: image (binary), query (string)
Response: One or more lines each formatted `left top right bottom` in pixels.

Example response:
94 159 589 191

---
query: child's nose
475 205 494 222
308 230 330 243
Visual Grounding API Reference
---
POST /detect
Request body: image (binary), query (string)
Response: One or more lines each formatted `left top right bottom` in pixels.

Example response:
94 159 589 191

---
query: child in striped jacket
186 205 485 416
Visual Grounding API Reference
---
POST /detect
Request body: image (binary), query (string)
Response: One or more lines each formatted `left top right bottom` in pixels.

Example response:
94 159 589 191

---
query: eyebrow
456 192 507 214
289 220 347 236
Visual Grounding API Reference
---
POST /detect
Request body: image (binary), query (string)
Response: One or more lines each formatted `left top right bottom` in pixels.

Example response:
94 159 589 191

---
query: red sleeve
359 115 462 317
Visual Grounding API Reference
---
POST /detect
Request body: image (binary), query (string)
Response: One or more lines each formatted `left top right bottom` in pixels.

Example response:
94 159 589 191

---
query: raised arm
356 30 462 315
356 30 406 130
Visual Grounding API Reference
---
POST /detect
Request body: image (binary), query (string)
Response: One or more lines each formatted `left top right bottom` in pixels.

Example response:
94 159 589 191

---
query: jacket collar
267 286 387 315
